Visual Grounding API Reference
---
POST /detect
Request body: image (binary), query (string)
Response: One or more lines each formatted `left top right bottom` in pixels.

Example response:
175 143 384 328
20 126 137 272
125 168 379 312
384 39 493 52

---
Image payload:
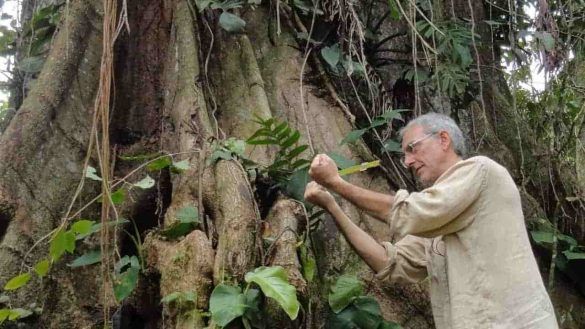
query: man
304 113 558 329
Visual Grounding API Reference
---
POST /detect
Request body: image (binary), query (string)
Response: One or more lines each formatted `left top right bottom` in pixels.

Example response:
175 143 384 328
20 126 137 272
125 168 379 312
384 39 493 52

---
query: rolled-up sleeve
389 160 487 240
375 235 430 284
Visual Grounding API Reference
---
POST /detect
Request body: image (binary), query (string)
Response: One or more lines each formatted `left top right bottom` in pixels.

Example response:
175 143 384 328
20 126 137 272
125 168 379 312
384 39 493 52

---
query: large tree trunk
0 0 583 328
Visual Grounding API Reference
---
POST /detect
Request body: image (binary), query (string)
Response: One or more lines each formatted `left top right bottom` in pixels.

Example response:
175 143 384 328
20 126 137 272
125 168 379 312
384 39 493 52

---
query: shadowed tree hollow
0 0 584 328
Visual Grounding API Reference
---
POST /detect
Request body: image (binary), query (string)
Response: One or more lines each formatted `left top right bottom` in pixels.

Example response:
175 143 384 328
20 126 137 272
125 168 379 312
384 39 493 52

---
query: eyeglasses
400 132 437 168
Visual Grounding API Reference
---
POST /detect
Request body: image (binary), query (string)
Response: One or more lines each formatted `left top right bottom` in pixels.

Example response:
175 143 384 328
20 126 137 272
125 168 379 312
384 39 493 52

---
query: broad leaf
50 229 76 261
328 296 385 329
113 256 140 302
299 244 316 282
162 205 200 239
147 156 173 171
328 275 363 313
244 266 300 320
78 219 130 239
225 138 246 156
133 175 155 189
219 12 246 33
110 188 126 205
321 44 341 69
284 168 309 202
4 273 31 291
68 250 102 268
34 259 50 277
327 152 357 170
563 251 585 260
382 139 402 153
340 129 367 145
85 166 102 181
70 220 95 236
530 231 554 244
243 288 264 328
209 284 247 326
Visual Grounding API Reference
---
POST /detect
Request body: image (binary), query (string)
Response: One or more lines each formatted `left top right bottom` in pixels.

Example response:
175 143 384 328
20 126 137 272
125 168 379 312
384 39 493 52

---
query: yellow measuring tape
337 160 381 176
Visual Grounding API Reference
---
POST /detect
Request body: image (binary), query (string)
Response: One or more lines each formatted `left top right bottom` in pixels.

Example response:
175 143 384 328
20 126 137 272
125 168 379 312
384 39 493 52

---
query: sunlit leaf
209 284 247 326
133 175 155 189
245 266 300 320
4 273 31 291
34 260 50 277
85 166 102 181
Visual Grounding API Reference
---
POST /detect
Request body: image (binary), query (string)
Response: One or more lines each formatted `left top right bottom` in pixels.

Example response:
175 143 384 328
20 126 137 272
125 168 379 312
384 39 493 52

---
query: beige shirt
376 156 558 329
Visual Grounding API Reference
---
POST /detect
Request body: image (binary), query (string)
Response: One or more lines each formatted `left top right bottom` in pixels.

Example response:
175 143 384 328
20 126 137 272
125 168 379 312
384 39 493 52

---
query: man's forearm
329 179 394 221
325 201 389 273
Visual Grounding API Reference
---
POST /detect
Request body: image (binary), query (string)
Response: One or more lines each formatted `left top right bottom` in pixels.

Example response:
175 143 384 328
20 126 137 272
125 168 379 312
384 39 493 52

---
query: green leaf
563 251 585 260
50 229 76 261
321 44 341 69
340 129 367 145
387 0 400 20
530 231 554 244
85 166 102 181
133 175 155 189
9 308 33 320
34 259 50 277
4 273 31 291
327 152 357 170
286 145 309 160
207 149 234 165
454 43 472 67
0 309 9 323
176 206 199 224
246 138 276 145
113 256 140 302
245 266 300 320
68 250 102 268
243 288 263 326
162 206 199 239
209 284 247 326
328 296 384 329
219 12 246 33
18 56 45 73
172 160 190 172
161 292 182 304
78 219 130 239
382 139 402 153
225 138 246 156
284 168 309 202
70 220 95 236
299 244 316 282
328 275 363 313
147 156 173 171
110 188 126 205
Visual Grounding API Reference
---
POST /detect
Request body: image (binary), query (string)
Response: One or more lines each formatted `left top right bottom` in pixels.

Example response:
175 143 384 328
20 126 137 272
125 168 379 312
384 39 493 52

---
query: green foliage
113 256 140 302
219 12 246 32
3 274 31 291
0 308 33 324
340 109 406 153
244 266 300 320
162 205 200 239
299 244 316 282
328 275 364 313
321 43 366 77
413 20 477 98
207 137 247 165
209 266 300 327
68 250 102 268
327 275 402 328
246 116 311 201
210 284 248 327
161 291 197 308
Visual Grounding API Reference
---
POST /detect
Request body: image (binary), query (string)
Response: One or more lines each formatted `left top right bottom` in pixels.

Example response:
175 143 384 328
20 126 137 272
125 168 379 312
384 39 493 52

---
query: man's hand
309 154 342 188
304 181 336 210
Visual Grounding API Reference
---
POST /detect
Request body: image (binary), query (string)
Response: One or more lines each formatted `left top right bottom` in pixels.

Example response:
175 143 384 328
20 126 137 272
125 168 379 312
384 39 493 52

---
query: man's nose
404 153 415 167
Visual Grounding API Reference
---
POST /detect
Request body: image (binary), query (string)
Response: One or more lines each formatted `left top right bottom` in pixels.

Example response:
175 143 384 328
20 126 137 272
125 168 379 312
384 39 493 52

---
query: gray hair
399 113 467 157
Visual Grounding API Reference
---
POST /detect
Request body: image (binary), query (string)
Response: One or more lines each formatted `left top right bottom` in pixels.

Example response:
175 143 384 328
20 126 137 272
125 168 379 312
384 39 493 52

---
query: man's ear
439 131 451 151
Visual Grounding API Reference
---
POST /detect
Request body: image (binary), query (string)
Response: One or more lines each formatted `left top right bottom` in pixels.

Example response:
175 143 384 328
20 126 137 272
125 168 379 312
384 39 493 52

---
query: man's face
401 125 448 185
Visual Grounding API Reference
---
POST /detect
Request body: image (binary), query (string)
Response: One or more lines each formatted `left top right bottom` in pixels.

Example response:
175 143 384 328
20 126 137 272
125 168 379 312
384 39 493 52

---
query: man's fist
304 182 336 209
308 154 341 188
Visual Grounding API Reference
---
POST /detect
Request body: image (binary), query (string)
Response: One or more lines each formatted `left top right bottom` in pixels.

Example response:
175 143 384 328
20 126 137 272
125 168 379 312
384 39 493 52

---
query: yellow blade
338 160 381 176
